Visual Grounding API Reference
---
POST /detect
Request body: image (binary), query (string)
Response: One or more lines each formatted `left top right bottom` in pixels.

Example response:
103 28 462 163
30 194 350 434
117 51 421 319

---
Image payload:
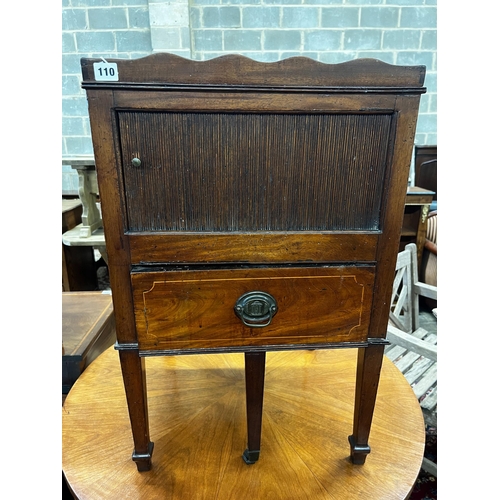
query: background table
62 292 115 393
63 347 424 499
401 186 435 269
62 199 97 291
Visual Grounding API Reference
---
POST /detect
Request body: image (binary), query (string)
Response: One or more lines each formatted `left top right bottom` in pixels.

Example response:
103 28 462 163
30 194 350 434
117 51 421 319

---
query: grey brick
304 30 341 51
415 113 436 134
192 0 221 5
400 7 437 28
221 0 259 4
360 7 399 28
63 54 86 75
113 0 148 5
83 116 91 135
280 51 304 60
62 9 87 30
264 30 301 51
62 170 80 192
421 30 437 50
151 27 181 50
191 8 202 29
242 7 280 28
149 3 188 27
62 97 89 117
199 52 226 60
303 0 342 4
344 0 382 4
424 72 436 93
299 52 321 61
318 51 357 64
116 30 152 52
63 117 86 136
263 0 301 4
424 133 437 145
193 30 223 51
203 7 240 28
88 8 128 30
72 0 111 6
383 30 420 50
128 7 150 29
282 8 319 28
181 27 191 49
224 30 262 51
89 52 119 59
428 94 437 113
66 136 94 156
62 165 75 174
321 8 359 28
76 31 116 52
357 51 395 64
62 75 83 96
413 133 427 146
343 29 382 50
389 0 424 4
63 33 76 53
165 49 192 58
418 94 430 113
245 51 281 62
396 51 433 69
130 51 155 59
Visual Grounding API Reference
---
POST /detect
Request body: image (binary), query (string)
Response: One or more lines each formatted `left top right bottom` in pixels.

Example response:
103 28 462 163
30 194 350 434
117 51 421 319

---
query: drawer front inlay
131 266 374 351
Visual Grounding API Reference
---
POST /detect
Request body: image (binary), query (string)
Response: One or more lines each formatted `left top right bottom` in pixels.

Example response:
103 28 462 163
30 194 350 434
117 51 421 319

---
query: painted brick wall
62 0 437 191
189 0 437 146
62 0 152 176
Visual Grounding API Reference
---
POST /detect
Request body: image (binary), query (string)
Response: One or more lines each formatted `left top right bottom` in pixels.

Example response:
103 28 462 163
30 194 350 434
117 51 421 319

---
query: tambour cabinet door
118 112 394 235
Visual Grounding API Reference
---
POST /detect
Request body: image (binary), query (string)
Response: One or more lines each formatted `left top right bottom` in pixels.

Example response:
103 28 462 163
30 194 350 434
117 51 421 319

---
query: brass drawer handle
131 157 141 167
234 291 278 328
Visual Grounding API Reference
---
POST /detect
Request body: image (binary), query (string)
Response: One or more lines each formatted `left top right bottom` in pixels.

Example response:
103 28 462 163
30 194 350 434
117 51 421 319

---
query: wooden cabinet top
81 53 425 91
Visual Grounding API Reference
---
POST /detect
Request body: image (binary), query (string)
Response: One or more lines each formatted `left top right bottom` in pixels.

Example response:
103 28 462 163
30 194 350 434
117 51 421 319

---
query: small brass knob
131 157 141 167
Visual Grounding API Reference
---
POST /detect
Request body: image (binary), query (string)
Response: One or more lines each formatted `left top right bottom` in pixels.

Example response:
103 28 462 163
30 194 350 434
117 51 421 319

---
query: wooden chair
414 145 437 211
421 211 437 310
385 242 437 476
415 159 437 211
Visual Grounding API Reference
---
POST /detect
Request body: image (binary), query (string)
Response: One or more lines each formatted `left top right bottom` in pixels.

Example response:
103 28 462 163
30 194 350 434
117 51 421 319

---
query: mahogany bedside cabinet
80 54 425 472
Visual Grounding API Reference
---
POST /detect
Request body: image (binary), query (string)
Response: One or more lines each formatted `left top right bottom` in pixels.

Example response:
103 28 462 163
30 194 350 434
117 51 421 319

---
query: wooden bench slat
420 386 437 411
387 243 437 415
412 364 437 399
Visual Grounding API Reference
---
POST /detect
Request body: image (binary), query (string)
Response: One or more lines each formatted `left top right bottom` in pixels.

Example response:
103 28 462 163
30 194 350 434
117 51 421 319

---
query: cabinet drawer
132 266 375 352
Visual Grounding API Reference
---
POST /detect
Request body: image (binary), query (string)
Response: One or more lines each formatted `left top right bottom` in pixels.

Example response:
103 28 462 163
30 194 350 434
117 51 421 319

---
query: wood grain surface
81 53 425 89
62 347 424 499
119 112 391 233
131 266 374 351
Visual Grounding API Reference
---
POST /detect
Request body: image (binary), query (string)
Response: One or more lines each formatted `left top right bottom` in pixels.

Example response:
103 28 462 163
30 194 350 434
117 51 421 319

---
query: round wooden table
63 347 424 499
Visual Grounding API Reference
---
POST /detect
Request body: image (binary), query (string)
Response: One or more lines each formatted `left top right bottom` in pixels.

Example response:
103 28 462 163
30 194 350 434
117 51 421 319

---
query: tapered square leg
243 351 266 464
349 344 385 465
119 350 154 471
